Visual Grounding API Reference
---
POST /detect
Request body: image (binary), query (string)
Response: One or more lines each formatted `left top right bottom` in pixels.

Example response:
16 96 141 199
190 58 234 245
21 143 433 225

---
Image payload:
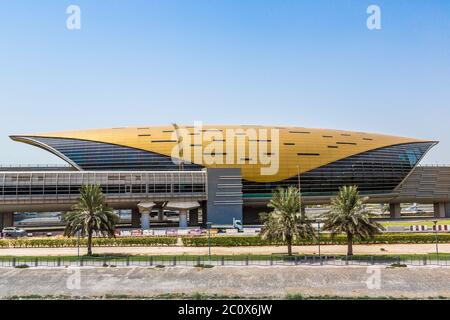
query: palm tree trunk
87 230 93 256
287 238 293 256
347 233 353 256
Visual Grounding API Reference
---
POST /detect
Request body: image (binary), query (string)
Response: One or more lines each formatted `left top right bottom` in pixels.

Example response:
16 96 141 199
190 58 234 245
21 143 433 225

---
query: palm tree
64 185 118 255
322 185 384 256
260 186 315 256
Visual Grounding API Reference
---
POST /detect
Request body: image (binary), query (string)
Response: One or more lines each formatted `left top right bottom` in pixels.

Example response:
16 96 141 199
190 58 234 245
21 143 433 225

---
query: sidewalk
0 243 448 256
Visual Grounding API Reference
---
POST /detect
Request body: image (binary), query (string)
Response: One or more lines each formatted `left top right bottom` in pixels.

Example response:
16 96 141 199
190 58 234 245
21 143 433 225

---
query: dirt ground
0 243 449 256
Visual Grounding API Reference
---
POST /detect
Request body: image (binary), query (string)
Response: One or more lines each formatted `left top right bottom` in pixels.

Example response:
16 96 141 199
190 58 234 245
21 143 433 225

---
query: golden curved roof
11 125 435 183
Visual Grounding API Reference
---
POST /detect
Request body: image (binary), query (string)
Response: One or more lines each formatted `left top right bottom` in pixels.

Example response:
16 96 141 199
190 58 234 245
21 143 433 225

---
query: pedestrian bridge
0 170 207 213
1 166 450 229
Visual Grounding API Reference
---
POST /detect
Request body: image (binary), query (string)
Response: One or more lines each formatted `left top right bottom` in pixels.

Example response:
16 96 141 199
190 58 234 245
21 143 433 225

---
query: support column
300 205 306 218
445 202 450 218
158 208 164 222
141 212 150 230
164 201 200 229
389 203 401 219
243 206 264 225
201 201 207 227
137 202 156 230
131 208 141 228
179 209 188 228
189 208 199 226
0 213 14 231
434 202 446 218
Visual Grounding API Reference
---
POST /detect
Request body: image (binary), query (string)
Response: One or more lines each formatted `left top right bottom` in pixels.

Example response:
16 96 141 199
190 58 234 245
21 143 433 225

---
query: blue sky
0 0 449 164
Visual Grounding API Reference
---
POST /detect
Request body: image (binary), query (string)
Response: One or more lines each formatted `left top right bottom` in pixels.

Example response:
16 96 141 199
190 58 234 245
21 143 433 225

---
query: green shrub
91 237 176 247
182 233 450 247
182 236 274 247
1 233 449 248
0 237 177 248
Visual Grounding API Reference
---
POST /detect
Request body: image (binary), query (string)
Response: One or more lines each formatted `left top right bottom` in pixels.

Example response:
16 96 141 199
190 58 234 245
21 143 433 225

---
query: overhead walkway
0 168 244 230
1 166 450 229
244 166 450 221
0 170 207 213
392 165 450 218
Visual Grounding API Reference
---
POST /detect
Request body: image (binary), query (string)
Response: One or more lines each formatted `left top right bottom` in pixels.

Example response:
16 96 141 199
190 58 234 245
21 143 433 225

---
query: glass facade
30 137 202 171
30 137 433 197
243 142 434 197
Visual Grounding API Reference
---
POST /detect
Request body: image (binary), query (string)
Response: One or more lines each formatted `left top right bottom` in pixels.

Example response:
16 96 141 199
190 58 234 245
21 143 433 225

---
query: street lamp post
77 229 81 265
317 220 322 265
297 165 301 202
206 222 212 262
297 165 305 221
433 220 439 262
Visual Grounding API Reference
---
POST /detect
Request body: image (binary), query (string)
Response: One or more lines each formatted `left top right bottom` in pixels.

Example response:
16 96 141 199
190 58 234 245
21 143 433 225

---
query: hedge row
0 236 177 248
182 236 274 247
0 233 449 248
182 233 450 247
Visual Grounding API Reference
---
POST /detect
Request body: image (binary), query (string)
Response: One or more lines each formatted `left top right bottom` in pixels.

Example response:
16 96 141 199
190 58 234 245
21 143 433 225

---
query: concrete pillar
141 212 150 230
189 208 199 226
158 208 164 222
201 201 207 227
389 203 401 219
131 208 141 228
300 205 306 218
434 202 446 218
179 209 188 228
137 202 156 230
445 202 450 218
243 206 264 225
0 213 14 230
164 201 200 228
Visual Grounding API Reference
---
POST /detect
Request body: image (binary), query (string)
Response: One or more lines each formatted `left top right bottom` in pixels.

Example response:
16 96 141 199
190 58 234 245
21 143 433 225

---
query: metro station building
1 124 448 229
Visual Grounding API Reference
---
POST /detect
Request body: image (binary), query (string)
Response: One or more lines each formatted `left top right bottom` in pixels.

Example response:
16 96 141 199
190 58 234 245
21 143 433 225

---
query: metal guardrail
0 165 75 172
0 164 72 168
1 255 449 268
418 164 450 168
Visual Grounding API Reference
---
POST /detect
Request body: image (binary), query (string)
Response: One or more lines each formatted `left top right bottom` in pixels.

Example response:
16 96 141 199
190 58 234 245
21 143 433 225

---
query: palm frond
261 186 316 244
64 185 119 238
321 185 385 240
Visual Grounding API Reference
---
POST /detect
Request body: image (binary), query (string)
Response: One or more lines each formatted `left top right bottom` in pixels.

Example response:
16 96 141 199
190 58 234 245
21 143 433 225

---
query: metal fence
1 255 450 268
